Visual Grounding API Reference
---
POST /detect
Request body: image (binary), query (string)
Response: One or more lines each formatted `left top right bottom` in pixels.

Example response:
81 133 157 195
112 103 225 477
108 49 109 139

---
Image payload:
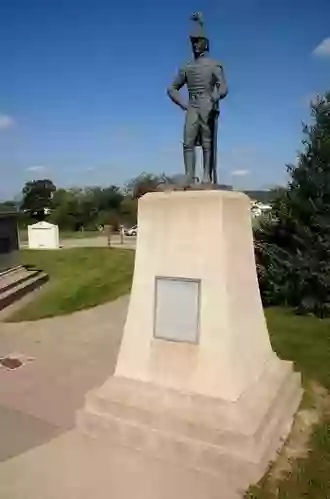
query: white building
28 221 60 249
250 200 272 218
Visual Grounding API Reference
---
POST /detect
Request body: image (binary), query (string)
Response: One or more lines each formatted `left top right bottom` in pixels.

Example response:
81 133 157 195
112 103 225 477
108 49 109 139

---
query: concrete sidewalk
0 429 241 499
19 234 137 250
61 234 136 249
0 403 63 462
0 296 128 455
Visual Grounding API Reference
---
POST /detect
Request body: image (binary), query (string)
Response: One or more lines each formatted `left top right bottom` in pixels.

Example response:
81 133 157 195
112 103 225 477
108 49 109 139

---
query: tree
49 186 129 231
126 173 162 199
120 196 137 226
99 186 124 211
50 189 80 229
21 179 56 220
255 92 330 317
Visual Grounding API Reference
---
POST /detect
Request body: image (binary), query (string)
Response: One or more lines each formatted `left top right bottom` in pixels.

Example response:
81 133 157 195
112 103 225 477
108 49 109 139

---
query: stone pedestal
77 190 302 490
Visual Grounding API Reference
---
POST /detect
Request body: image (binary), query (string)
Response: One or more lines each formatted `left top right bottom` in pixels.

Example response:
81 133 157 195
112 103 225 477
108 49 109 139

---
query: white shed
28 221 60 249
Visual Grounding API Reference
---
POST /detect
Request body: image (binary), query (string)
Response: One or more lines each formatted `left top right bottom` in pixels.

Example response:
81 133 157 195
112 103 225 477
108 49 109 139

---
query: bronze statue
167 12 228 185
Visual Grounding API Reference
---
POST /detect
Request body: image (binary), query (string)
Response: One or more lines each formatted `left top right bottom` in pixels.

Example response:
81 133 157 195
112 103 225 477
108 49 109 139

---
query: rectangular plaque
154 277 200 344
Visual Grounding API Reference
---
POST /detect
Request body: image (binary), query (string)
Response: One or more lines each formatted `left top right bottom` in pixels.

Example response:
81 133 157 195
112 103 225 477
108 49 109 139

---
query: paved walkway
0 296 128 460
62 234 137 249
0 429 238 499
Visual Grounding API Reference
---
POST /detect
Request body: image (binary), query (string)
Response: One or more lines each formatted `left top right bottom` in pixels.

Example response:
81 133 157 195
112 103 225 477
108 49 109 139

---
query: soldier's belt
189 91 210 100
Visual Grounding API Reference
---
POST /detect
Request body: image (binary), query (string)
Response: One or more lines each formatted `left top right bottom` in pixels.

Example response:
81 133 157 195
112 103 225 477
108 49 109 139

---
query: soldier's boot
202 147 212 184
183 146 196 185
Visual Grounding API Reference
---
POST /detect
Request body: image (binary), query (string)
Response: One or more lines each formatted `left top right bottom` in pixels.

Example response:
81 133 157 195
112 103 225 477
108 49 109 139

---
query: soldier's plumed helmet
189 12 209 52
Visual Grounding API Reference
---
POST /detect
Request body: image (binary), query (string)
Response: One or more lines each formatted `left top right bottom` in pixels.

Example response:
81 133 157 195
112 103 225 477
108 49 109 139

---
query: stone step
83 358 290 435
248 372 302 484
0 265 22 279
76 408 246 491
0 269 48 311
81 360 295 449
77 369 301 490
0 266 39 295
252 371 301 452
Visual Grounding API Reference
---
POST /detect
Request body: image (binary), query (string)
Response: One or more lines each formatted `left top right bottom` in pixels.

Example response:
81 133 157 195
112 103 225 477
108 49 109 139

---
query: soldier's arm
167 67 188 111
211 62 228 104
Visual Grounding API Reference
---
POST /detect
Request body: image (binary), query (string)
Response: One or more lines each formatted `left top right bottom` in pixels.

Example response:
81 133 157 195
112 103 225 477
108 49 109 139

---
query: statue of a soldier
167 13 228 185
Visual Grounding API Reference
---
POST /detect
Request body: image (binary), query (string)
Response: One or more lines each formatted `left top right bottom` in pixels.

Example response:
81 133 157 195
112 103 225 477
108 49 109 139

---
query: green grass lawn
266 309 330 390
8 248 134 322
247 309 330 499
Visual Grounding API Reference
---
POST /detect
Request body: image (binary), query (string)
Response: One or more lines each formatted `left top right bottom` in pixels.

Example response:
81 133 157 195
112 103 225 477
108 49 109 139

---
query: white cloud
0 114 15 131
27 165 47 173
313 37 330 58
231 169 250 177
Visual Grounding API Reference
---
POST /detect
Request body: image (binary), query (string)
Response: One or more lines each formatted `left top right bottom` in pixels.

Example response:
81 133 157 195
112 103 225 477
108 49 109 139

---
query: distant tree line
0 173 177 231
0 172 280 231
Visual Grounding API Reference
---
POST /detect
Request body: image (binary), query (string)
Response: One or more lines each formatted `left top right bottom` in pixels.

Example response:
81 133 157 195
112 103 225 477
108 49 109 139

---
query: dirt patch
263 380 330 489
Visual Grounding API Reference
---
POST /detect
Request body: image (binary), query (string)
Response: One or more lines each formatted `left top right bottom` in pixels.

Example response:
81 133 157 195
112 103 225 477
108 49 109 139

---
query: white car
124 225 137 236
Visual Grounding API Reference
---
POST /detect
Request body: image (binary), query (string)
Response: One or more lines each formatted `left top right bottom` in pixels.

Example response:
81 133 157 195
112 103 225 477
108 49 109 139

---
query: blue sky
0 0 329 199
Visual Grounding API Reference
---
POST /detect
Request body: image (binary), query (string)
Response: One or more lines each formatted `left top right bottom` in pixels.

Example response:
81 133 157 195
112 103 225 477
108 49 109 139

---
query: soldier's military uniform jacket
169 55 227 111
168 54 227 149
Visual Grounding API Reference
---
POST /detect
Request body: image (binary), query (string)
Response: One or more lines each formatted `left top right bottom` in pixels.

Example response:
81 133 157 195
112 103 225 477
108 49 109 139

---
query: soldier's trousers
183 102 213 183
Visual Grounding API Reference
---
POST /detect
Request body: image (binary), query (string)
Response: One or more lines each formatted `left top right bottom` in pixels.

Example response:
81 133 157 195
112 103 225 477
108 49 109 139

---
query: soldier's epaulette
213 59 224 67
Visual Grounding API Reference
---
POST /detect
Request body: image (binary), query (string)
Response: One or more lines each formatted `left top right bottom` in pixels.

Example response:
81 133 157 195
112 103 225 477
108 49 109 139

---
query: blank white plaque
154 277 200 344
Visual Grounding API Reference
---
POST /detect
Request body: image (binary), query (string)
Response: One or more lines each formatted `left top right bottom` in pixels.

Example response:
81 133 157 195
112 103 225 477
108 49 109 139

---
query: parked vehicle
124 225 137 236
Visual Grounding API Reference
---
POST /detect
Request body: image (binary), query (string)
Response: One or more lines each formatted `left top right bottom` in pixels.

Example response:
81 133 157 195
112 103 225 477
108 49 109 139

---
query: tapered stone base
77 357 301 490
77 190 302 491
